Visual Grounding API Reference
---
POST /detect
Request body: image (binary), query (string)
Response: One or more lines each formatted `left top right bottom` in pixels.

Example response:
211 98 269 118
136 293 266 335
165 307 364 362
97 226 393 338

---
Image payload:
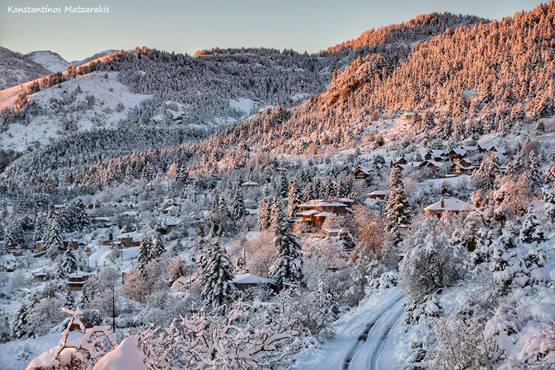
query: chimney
440 197 445 208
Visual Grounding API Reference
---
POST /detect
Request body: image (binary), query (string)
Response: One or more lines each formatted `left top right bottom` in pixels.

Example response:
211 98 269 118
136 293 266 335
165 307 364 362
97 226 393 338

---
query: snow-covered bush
399 218 466 303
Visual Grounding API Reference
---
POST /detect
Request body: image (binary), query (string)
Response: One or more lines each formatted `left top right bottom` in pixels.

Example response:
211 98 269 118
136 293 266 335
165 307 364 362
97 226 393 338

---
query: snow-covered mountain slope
0 47 50 89
0 72 149 152
26 50 69 73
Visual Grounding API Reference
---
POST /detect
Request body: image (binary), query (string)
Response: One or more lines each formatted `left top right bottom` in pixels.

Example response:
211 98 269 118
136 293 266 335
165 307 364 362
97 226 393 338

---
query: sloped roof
232 273 275 285
424 197 475 212
354 165 372 174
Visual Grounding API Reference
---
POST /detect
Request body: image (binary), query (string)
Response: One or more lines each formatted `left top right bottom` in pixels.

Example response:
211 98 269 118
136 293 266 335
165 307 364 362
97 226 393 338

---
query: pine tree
137 236 153 275
543 186 555 223
176 165 191 184
44 217 64 259
505 155 524 178
303 183 316 201
11 295 38 339
256 199 269 231
490 224 527 294
472 152 499 190
384 166 411 244
200 239 236 309
545 162 555 185
151 235 166 259
527 151 544 193
231 186 246 221
287 179 301 216
279 175 289 198
57 246 78 278
71 200 90 231
321 177 334 199
270 204 304 287
64 290 75 309
519 210 546 244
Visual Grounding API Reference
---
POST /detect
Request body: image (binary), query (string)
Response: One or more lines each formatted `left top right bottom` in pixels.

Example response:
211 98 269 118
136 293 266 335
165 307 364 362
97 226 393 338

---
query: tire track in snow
368 300 405 370
342 295 404 370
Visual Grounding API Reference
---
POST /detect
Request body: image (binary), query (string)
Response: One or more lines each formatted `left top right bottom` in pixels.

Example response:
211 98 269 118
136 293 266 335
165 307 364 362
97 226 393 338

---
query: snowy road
295 288 406 370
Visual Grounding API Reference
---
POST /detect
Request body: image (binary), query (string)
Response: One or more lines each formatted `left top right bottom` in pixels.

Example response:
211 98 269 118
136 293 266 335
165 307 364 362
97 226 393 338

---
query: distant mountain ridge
0 47 50 89
25 50 69 73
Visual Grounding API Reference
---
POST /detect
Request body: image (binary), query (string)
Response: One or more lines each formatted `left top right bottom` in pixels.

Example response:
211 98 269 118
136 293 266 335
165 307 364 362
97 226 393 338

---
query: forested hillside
39 2 554 189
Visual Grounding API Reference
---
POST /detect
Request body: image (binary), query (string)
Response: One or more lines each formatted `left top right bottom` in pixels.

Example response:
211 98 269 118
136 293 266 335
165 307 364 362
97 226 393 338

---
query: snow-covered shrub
399 218 466 303
520 209 546 244
26 308 117 370
137 303 299 369
490 223 529 293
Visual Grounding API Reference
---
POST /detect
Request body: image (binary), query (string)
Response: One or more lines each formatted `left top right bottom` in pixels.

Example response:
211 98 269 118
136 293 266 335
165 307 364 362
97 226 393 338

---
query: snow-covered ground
26 51 69 73
295 288 407 370
0 72 150 152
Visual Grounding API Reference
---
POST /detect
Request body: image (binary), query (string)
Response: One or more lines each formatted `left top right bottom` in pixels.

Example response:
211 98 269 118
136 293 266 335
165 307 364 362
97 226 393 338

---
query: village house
423 197 475 218
295 199 352 230
390 157 408 167
367 190 388 200
232 273 276 291
418 160 443 173
450 161 475 174
160 198 179 214
322 226 348 238
66 273 93 291
354 165 372 180
448 147 468 161
424 149 446 162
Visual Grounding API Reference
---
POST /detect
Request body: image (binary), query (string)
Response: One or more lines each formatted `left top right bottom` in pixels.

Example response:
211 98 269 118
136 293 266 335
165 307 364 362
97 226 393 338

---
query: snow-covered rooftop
423 197 475 212
232 273 275 285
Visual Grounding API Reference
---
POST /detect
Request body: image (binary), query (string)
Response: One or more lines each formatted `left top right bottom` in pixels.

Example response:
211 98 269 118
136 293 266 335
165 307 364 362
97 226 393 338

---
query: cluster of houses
355 143 507 180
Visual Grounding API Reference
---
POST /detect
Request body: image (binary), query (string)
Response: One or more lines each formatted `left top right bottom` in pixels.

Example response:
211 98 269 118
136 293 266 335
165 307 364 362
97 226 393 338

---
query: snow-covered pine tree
287 179 301 216
545 162 555 185
543 186 555 223
57 246 78 278
137 236 153 275
313 178 321 199
230 186 246 221
200 239 236 309
279 175 289 198
490 224 527 294
505 154 525 178
527 151 544 193
151 235 165 259
11 295 38 339
519 210 546 244
303 183 316 201
44 217 64 259
176 165 191 184
473 227 498 265
472 152 499 190
71 200 90 231
257 198 271 231
384 165 411 245
270 202 304 287
321 177 334 199
64 290 75 309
